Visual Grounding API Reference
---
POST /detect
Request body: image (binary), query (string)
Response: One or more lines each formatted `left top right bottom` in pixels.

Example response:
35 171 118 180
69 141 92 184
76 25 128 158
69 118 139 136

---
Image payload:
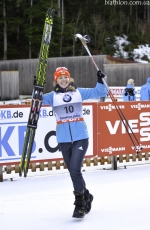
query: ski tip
19 166 22 177
24 169 28 178
24 172 27 178
47 8 55 17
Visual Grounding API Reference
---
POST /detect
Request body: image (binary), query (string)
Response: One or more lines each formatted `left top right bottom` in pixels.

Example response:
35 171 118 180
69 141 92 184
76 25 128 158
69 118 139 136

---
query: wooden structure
0 71 19 100
0 55 150 96
0 153 149 182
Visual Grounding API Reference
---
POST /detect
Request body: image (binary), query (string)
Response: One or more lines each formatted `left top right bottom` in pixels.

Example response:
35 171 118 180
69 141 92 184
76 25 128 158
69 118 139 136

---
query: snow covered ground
1 163 150 230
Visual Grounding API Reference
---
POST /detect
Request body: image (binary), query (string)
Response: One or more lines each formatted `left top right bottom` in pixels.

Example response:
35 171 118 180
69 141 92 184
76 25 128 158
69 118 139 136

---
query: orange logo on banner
97 101 150 157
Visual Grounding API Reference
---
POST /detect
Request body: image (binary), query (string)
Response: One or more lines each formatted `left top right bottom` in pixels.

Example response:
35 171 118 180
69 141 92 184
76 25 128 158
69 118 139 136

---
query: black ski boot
72 191 86 218
84 188 94 214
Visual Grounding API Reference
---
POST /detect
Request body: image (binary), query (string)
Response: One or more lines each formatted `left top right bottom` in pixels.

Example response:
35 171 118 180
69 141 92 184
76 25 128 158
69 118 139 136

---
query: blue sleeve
42 91 54 106
78 83 108 101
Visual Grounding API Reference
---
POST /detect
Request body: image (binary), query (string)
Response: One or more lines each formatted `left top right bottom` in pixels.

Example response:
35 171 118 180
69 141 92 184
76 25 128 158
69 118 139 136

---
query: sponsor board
109 86 141 100
1 101 150 161
97 101 150 156
0 104 93 165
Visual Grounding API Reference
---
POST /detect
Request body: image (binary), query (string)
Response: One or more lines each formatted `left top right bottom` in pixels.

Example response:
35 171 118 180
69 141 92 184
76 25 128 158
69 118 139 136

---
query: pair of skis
75 33 142 154
19 8 55 177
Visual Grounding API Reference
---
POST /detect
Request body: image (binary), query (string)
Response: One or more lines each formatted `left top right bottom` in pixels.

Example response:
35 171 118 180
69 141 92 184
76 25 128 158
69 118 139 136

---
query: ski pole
75 33 142 153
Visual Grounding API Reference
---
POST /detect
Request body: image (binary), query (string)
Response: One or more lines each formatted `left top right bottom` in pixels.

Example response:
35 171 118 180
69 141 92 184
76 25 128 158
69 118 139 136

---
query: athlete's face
57 76 70 88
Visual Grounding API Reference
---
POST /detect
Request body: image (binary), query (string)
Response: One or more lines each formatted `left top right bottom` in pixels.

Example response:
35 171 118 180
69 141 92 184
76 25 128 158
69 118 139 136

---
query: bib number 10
64 105 74 113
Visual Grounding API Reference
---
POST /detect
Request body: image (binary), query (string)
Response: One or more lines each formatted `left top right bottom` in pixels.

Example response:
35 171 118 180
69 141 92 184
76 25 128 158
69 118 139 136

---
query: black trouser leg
59 139 88 192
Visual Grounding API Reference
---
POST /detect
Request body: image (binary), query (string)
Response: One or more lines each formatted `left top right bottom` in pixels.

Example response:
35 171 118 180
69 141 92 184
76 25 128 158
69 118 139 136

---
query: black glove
97 70 105 84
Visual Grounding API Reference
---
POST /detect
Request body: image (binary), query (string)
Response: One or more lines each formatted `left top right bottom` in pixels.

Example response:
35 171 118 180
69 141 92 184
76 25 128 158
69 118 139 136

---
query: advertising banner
109 87 141 100
97 101 150 156
1 101 150 163
0 104 94 165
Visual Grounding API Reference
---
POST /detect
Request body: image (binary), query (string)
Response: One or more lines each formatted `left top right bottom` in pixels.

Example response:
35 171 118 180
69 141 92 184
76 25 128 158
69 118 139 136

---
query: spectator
140 77 150 100
123 79 136 101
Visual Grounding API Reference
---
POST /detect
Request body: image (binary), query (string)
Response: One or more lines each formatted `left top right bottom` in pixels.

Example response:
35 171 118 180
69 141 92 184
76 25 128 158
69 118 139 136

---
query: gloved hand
97 70 105 84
